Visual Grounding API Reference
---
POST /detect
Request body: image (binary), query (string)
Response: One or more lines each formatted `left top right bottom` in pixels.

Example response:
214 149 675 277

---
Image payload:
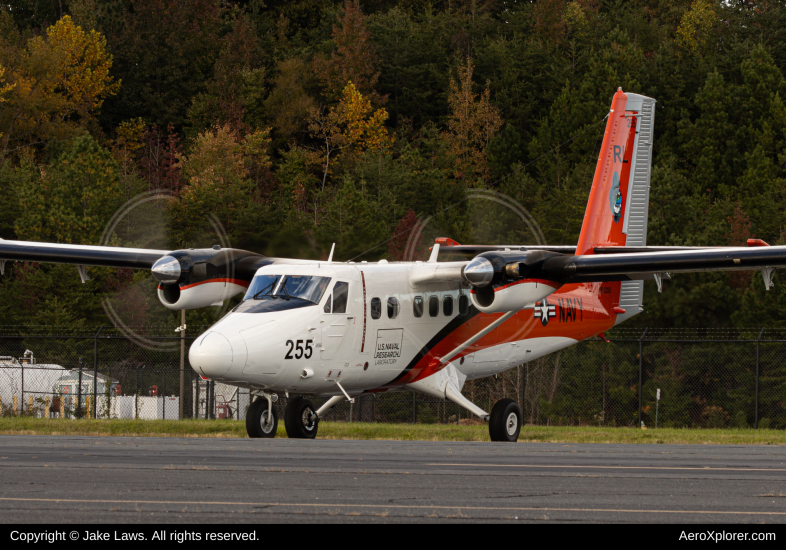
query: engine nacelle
157 280 249 310
471 280 559 313
152 247 269 310
467 250 564 313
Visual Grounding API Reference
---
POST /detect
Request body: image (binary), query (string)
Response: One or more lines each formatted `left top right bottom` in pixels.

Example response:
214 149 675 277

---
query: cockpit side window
332 281 349 314
323 294 332 313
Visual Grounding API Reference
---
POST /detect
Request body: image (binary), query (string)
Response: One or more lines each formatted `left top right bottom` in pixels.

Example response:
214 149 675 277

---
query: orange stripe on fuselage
180 278 250 290
383 282 620 388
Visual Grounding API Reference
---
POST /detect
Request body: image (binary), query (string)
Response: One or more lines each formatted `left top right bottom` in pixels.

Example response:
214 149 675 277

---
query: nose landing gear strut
246 393 278 438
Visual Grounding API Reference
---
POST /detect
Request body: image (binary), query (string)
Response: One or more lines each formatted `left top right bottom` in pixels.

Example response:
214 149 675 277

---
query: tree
307 81 390 190
487 123 524 180
172 124 272 243
101 0 222 128
676 0 717 56
16 133 122 244
387 208 421 261
186 14 263 137
313 1 382 103
263 57 317 144
443 57 502 183
0 64 14 143
0 15 119 157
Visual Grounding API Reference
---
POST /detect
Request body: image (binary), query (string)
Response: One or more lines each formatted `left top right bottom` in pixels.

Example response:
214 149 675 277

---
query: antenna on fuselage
427 243 440 263
327 243 336 262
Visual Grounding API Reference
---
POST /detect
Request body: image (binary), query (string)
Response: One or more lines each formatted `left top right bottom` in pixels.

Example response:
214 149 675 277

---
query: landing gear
285 396 319 439
246 397 278 438
489 398 521 442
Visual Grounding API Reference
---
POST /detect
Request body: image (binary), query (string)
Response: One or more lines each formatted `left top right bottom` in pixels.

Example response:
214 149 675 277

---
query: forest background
1 0 786 333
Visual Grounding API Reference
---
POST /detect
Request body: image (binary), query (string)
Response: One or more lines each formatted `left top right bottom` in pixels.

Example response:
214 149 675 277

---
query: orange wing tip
612 307 626 314
434 237 461 247
747 239 770 247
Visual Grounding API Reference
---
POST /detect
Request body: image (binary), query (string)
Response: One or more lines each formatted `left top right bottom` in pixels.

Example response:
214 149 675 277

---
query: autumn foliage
0 1 785 332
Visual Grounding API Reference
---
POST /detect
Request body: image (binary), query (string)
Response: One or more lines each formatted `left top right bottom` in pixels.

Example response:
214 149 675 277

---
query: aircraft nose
189 332 234 378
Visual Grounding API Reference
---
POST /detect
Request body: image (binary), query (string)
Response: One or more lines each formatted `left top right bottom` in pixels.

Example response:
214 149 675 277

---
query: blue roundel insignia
609 171 623 223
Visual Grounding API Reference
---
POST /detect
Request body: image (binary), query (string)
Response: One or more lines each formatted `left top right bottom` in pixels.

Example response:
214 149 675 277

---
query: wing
543 246 786 284
0 239 170 269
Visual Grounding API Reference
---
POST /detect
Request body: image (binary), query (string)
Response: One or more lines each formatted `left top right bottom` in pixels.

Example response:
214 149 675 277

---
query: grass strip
1 417 785 444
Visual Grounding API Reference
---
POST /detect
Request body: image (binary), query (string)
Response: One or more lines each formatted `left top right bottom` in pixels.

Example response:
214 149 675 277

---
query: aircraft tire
284 396 319 439
489 398 521 442
246 398 278 438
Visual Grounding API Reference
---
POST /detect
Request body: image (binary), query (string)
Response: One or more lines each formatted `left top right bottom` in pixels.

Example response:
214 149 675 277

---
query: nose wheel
489 398 522 442
246 397 278 438
284 396 319 439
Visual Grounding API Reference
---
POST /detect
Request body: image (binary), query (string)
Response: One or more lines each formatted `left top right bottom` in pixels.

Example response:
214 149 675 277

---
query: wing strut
432 310 517 369
762 267 775 290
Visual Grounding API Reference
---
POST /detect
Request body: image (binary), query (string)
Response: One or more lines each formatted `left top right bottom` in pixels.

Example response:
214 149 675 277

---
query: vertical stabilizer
575 89 656 323
576 89 655 255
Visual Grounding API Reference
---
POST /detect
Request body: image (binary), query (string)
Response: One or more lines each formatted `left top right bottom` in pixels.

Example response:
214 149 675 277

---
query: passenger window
429 296 439 317
459 294 469 316
443 296 453 317
323 295 332 313
332 281 349 314
370 297 381 319
413 296 424 318
387 297 399 319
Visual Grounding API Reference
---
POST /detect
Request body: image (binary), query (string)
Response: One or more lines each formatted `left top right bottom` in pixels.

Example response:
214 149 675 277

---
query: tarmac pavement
1 435 785 523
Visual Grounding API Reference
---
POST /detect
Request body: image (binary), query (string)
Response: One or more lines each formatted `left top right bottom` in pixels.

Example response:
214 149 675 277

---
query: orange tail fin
576 89 640 255
576 89 656 324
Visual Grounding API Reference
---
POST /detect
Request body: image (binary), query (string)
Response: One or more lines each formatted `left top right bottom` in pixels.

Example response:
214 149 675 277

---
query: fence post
93 325 103 419
77 357 83 419
179 310 185 420
163 366 167 420
520 364 526 421
195 372 199 419
20 356 24 414
638 328 648 428
755 328 764 429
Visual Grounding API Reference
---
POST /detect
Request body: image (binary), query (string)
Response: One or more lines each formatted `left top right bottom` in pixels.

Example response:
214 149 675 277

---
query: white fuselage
189 262 582 397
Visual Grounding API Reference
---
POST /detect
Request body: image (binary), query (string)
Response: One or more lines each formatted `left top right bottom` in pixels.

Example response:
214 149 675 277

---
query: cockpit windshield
243 274 331 305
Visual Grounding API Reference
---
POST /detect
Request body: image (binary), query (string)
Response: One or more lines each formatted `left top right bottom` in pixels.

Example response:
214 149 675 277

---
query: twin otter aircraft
4 89 786 441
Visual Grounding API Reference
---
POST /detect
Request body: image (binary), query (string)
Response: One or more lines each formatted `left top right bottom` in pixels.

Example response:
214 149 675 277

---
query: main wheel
489 398 521 442
284 396 319 439
246 398 278 438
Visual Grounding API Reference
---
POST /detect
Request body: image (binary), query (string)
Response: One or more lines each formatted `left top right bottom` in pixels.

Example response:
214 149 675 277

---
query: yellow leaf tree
307 81 391 190
0 64 14 142
676 0 717 56
443 58 503 184
1 15 120 158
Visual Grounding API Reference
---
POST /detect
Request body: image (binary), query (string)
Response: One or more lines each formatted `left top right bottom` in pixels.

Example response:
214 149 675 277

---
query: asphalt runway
1 435 785 523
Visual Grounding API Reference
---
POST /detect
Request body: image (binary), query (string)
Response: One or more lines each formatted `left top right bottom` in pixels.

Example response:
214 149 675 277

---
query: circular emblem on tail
609 171 623 223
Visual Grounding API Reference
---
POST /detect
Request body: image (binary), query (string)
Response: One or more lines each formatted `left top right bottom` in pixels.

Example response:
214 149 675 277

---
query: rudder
576 88 656 323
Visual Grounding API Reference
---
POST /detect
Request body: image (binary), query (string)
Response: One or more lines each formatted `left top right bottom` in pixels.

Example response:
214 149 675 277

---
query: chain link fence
1 326 784 429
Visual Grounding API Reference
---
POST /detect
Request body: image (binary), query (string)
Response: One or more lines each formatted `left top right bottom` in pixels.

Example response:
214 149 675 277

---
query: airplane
2 88 786 442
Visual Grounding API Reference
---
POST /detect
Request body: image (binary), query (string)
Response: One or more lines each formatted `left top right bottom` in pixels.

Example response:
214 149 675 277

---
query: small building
0 354 68 414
